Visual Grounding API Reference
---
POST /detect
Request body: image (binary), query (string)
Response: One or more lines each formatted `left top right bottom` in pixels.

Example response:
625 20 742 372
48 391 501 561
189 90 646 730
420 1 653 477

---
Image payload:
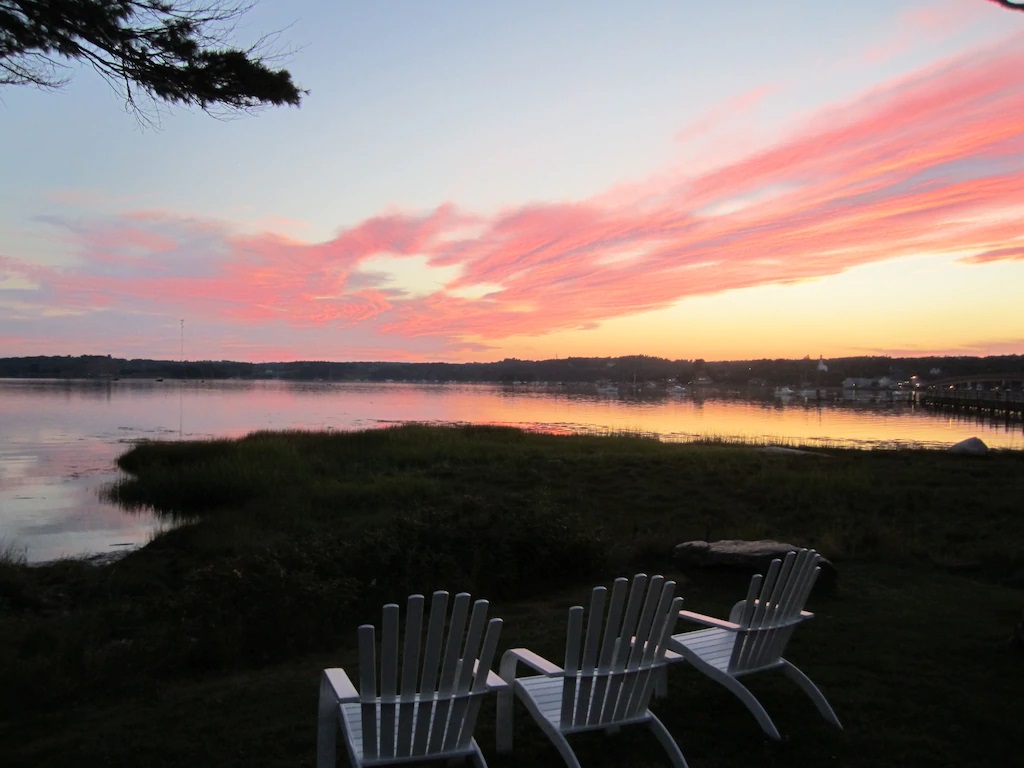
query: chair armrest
500 648 563 682
627 635 685 664
470 659 509 690
677 610 742 631
485 669 508 690
321 667 359 703
664 648 684 663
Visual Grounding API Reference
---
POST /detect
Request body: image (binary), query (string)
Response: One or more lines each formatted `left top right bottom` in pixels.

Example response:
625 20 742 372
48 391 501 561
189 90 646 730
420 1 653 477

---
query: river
1 377 1021 563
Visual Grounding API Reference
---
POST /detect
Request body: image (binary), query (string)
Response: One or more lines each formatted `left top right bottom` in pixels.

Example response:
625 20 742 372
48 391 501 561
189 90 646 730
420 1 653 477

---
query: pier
917 373 1024 420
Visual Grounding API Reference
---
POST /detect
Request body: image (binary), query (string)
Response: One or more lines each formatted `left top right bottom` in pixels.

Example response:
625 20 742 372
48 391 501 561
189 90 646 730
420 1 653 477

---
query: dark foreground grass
1 424 1022 767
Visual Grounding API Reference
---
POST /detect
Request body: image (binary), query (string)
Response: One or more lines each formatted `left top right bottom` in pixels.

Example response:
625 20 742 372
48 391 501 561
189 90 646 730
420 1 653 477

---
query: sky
2 0 1024 364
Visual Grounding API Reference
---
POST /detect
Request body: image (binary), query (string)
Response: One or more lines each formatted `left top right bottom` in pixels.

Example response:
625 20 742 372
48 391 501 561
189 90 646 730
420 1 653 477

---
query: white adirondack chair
496 574 688 768
317 591 505 768
667 548 842 741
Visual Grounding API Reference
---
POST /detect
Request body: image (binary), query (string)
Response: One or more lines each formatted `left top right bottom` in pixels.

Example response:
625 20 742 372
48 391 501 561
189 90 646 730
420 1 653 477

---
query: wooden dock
917 389 1024 420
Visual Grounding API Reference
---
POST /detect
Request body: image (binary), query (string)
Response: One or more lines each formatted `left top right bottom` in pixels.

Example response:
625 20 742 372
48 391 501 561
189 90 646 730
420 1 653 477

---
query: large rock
673 539 837 592
948 437 988 456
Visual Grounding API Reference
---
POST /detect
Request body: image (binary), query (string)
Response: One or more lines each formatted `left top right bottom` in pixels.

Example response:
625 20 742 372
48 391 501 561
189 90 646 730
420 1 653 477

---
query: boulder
673 539 837 593
948 436 988 456
756 446 829 458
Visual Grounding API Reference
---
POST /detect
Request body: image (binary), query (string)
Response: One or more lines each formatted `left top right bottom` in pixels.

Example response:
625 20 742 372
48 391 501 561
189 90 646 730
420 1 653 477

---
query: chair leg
513 688 583 768
544 728 584 768
495 687 515 753
316 680 338 768
647 714 689 768
722 675 782 741
467 737 489 768
692 663 781 741
654 667 668 699
781 660 843 729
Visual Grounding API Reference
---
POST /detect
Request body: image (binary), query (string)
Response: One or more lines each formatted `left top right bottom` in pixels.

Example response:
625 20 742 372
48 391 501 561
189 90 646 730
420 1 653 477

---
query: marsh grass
1 425 1023 767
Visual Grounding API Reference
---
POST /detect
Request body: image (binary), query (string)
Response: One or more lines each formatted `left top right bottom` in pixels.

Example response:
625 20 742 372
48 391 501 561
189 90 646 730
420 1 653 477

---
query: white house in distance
842 376 897 390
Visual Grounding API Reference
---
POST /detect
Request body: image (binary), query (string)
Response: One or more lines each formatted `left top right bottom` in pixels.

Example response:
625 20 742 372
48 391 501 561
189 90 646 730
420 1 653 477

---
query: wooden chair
668 548 842 740
496 574 688 768
317 591 504 768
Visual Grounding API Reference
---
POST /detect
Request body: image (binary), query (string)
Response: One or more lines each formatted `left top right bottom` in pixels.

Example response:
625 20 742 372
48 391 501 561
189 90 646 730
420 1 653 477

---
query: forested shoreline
2 352 1022 387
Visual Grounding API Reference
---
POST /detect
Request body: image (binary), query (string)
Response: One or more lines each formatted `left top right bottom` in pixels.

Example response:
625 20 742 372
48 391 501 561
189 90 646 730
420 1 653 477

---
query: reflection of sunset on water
1 379 1021 562
429 387 1024 449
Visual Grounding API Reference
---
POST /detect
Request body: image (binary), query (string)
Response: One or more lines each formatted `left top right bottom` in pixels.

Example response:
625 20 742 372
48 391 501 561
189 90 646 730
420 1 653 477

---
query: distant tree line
1 353 1021 386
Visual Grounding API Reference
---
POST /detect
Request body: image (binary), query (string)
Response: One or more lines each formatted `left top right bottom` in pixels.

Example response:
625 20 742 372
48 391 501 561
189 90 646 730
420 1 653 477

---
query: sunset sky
2 0 1024 364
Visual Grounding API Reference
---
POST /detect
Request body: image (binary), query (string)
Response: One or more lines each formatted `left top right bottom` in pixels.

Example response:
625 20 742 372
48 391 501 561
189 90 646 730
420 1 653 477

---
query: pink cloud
867 337 1024 357
5 30 1024 359
862 0 991 63
959 244 1024 263
673 85 778 146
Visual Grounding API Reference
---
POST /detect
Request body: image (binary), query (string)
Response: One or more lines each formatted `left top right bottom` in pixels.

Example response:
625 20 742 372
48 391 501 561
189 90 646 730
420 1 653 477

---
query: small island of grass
1 425 1022 767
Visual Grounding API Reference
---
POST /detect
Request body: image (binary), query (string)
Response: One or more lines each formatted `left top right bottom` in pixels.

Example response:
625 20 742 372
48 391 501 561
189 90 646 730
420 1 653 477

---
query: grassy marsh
1 424 1022 766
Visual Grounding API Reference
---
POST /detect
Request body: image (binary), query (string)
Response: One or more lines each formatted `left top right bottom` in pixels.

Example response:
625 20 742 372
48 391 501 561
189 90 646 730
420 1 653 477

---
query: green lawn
2 425 1022 766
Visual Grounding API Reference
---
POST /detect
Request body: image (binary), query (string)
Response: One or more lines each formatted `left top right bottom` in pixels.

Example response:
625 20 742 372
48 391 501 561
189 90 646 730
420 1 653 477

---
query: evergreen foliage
0 0 302 114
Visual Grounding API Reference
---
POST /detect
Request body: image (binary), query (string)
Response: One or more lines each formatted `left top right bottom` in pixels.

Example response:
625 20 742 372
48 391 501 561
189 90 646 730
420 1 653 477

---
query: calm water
2 378 1021 563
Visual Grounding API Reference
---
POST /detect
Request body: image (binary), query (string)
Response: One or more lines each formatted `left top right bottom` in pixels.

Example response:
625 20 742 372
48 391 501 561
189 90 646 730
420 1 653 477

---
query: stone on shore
948 437 988 456
673 539 837 592
756 446 829 457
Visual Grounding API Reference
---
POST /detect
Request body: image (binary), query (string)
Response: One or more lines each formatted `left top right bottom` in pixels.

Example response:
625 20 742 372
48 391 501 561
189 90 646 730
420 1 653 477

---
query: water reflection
0 378 1021 563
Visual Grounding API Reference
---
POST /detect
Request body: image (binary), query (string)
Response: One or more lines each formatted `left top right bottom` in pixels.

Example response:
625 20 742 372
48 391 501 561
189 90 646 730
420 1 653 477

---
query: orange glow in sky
1 2 1022 363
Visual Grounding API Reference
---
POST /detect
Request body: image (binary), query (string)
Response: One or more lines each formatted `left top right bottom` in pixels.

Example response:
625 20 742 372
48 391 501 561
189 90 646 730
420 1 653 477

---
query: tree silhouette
1 1 303 117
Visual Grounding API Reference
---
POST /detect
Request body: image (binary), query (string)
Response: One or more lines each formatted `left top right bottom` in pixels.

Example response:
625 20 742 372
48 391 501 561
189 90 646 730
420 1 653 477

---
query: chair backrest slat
586 578 626 727
597 578 629 671
378 604 400 757
561 606 585 726
572 587 607 726
612 575 665 721
737 558 783 671
418 592 449 693
612 575 648 671
736 574 762 628
558 574 681 730
750 559 782 628
595 574 648 725
453 599 489 695
772 551 797 607
443 604 501 752
427 593 472 753
437 593 471 696
439 598 487 749
411 591 450 755
400 595 425 697
450 616 503 750
783 551 819 618
728 549 822 674
357 624 379 758
395 594 425 756
629 575 666 667
354 590 502 763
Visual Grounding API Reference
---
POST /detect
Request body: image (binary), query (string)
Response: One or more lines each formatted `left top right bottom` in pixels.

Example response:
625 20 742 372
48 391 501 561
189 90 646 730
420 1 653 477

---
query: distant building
842 376 897 390
842 377 875 389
